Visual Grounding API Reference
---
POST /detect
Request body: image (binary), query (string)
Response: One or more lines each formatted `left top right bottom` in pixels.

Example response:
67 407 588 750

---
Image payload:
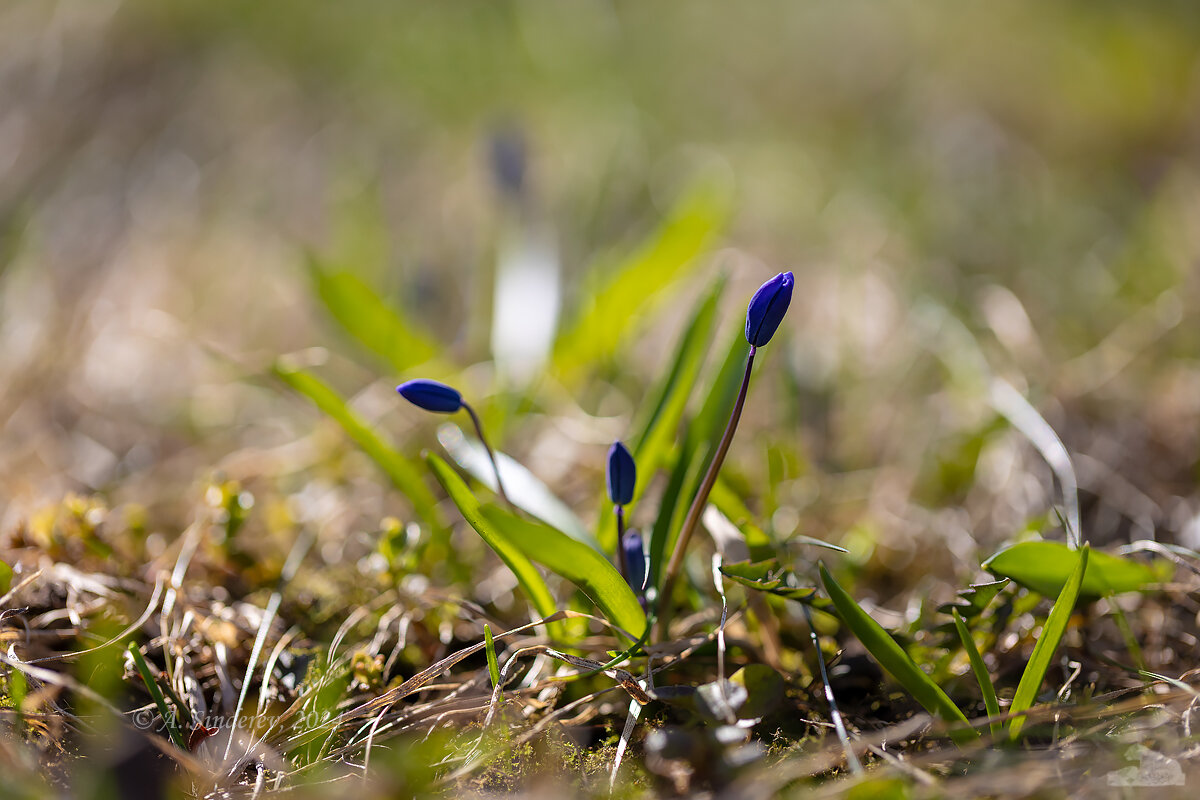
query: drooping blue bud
622 529 647 591
396 379 463 414
744 271 794 347
606 441 636 506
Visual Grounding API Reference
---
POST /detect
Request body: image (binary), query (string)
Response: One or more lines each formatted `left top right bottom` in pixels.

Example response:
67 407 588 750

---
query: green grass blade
307 255 438 373
8 662 26 732
1008 544 1089 739
425 454 557 622
632 273 726 454
597 274 726 553
553 180 729 378
819 563 977 744
272 362 442 530
648 440 710 594
650 332 746 585
479 505 647 642
483 624 500 690
127 642 187 750
952 608 1001 738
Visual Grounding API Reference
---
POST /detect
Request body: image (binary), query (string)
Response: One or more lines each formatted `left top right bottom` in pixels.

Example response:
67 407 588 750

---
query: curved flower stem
655 346 755 639
462 401 513 509
615 505 629 581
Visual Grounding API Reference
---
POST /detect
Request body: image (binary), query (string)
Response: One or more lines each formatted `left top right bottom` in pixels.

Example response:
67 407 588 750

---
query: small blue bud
745 271 794 347
623 529 647 591
396 379 463 414
606 441 636 506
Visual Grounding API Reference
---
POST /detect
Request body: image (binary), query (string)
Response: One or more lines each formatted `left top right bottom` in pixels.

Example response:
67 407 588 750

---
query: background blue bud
606 441 636 506
396 379 463 414
745 271 794 347
622 529 647 591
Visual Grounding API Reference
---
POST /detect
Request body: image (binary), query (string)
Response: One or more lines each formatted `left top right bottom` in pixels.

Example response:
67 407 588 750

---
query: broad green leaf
983 540 1168 598
1008 545 1089 739
845 777 913 800
819 563 977 744
480 505 647 642
720 559 817 602
425 454 557 622
307 255 438 373
553 180 729 377
437 423 596 550
952 608 1001 738
730 664 786 721
0 559 11 596
273 362 441 530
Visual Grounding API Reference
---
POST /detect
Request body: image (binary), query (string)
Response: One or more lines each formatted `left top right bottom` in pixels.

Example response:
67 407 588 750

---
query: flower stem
615 505 628 581
655 346 755 639
462 401 513 509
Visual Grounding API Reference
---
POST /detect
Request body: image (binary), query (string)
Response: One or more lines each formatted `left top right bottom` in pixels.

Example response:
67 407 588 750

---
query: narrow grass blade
649 332 747 591
1008 544 1089 739
952 609 1001 738
127 642 187 750
483 624 500 690
425 454 557 622
648 440 709 594
8 664 26 732
597 274 725 552
631 273 726 454
609 697 643 792
479 505 647 642
983 539 1165 599
801 602 862 774
272 362 441 530
307 255 438 373
818 564 977 744
553 179 729 378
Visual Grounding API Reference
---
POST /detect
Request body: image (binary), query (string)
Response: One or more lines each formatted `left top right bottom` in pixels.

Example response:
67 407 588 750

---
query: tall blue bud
606 441 636 506
745 271 794 347
623 529 647 592
396 379 463 414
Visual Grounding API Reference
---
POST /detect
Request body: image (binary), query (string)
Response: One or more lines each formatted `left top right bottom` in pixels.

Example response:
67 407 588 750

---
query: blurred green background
2 1 1198 590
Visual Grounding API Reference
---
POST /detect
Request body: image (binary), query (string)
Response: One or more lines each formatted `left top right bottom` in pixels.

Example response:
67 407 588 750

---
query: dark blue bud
623 529 647 591
396 379 463 414
606 441 636 506
745 271 794 347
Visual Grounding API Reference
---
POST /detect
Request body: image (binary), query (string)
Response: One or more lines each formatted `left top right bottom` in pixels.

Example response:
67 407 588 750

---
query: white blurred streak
989 378 1081 550
491 227 559 386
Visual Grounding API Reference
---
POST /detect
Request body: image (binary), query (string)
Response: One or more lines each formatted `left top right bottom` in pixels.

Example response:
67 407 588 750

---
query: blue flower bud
396 379 463 414
606 441 636 506
623 529 647 591
745 271 794 347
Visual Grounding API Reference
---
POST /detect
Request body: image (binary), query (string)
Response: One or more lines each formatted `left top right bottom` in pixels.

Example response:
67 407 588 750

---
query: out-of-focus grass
1 1 1199 797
